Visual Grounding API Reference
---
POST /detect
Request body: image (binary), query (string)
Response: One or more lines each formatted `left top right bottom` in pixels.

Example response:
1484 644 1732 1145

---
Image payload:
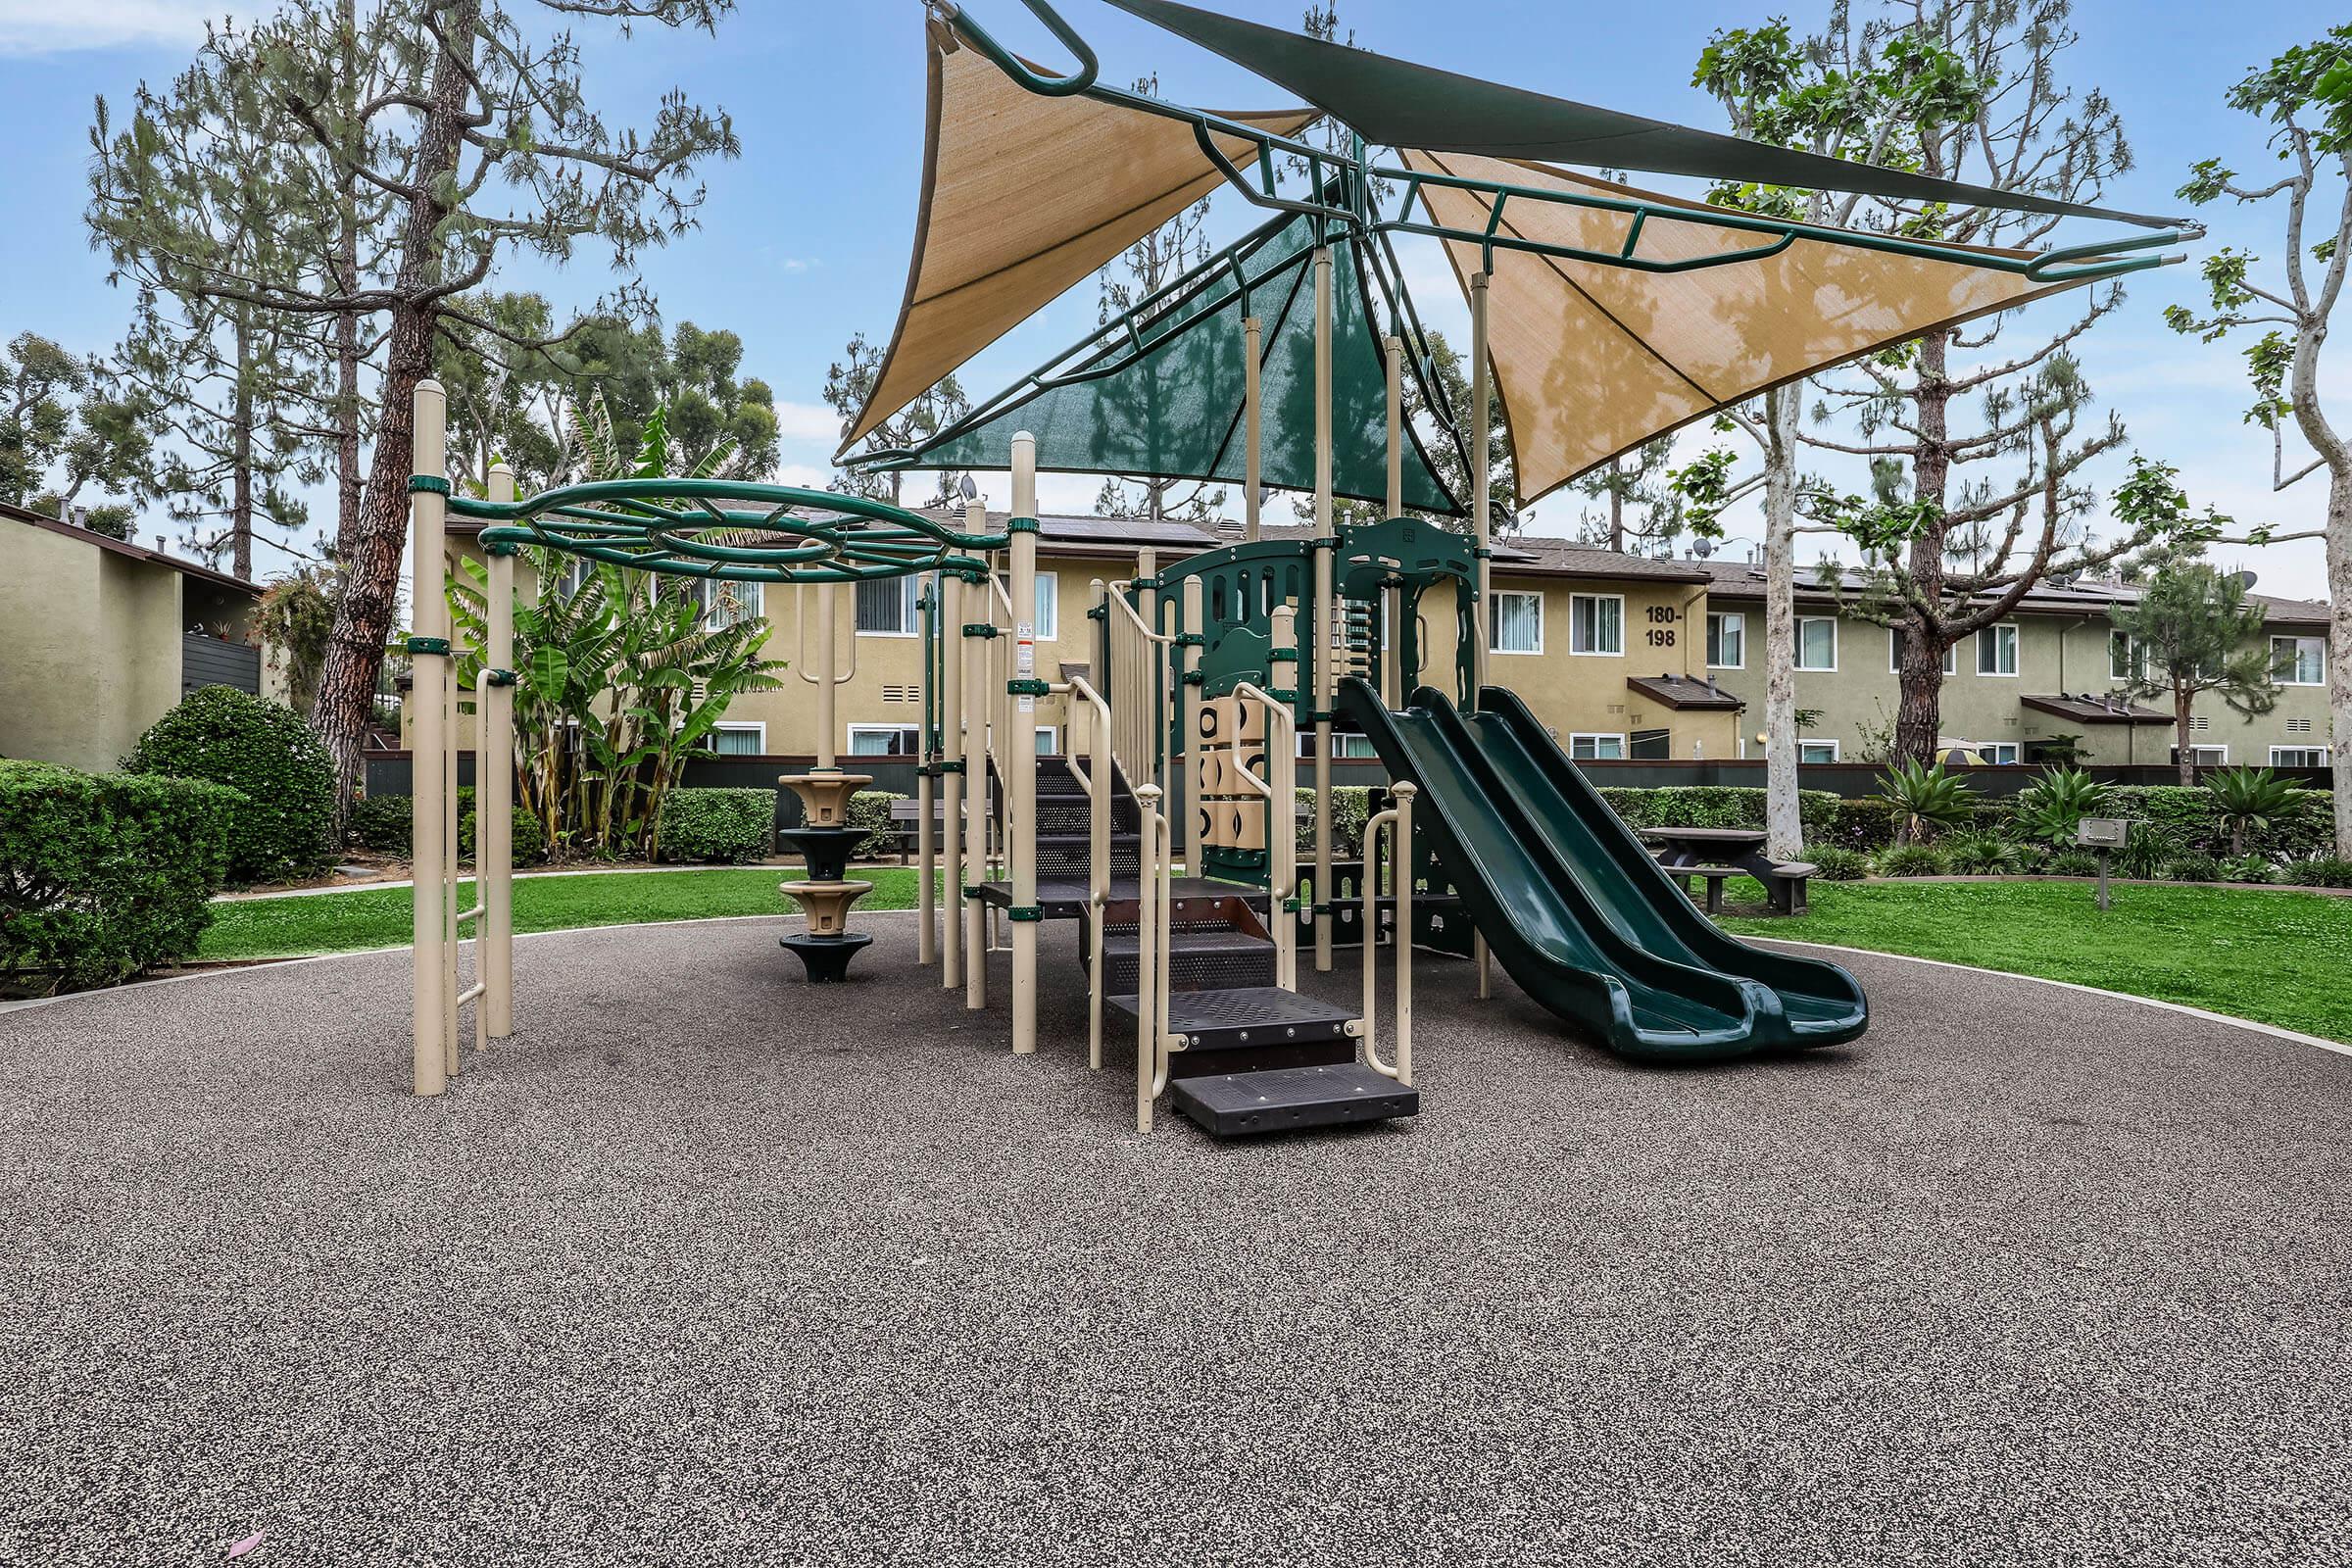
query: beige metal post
815 577 840 770
1244 315 1264 542
963 571 990 1012
941 565 964 992
1180 575 1203 871
1135 783 1162 1134
1270 605 1299 989
442 600 460 1075
1470 270 1495 999
1009 434 1041 1055
483 463 516 1045
917 575 937 967
411 380 450 1097
1312 242 1336 973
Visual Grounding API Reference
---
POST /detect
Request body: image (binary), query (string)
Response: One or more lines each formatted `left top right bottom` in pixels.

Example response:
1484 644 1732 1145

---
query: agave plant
1941 828 2026 876
2204 765 2310 857
1875 759 1978 845
2012 765 2110 849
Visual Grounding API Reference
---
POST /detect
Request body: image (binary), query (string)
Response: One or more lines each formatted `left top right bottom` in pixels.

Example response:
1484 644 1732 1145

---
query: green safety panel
907 210 1463 516
1101 0 2180 229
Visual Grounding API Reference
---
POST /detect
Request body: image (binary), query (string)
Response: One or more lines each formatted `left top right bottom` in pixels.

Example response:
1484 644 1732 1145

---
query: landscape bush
659 788 776 863
1801 845 1871 881
349 788 546 867
847 791 906 860
2222 854 2277 884
1878 843 1949 877
2046 849 2101 877
459 796 550 868
1942 828 2027 876
2165 853 2223 884
2285 856 2352 889
1827 797 1901 851
0 760 239 991
123 686 335 884
1597 785 1841 845
1295 786 1374 861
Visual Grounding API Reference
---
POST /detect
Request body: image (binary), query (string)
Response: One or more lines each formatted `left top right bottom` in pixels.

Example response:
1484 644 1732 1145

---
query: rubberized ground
4 916 2348 1565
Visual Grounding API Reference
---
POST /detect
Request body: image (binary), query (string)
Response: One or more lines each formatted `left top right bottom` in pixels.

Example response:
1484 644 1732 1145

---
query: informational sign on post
2078 817 2129 911
1016 621 1035 711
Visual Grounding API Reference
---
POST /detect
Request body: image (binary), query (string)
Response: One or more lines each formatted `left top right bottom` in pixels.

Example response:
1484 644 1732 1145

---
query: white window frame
1977 742 2021 765
1797 739 1840 764
1040 571 1057 641
700 579 763 629
709 720 766 757
1888 626 1955 675
1707 612 1745 670
2109 631 2150 683
847 722 919 757
1977 621 2020 677
1628 726 1673 760
1492 589 1545 656
2272 746 2328 767
1567 593 1623 658
2170 743 2230 767
855 575 923 638
1302 732 1381 759
1569 732 1626 760
1034 725 1059 756
2273 635 2326 686
1796 616 1838 672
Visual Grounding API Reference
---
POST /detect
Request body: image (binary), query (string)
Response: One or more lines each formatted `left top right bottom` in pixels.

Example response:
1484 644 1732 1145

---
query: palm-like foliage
1876 759 1978 845
2205 765 2310 857
2013 765 2111 848
446 392 788 858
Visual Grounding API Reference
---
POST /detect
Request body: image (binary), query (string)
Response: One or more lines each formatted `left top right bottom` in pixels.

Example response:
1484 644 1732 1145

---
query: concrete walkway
3 921 2347 1565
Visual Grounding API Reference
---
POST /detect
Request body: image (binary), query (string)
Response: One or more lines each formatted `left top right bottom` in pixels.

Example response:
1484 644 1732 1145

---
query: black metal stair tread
975 877 1271 914
1171 1061 1419 1137
1098 928 1273 958
1104 987 1358 1053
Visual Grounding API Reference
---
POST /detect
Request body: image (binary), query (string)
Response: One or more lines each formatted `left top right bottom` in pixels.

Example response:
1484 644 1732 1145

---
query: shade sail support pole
1244 315 1264 543
483 465 517 1048
1010 433 1041 1055
1470 270 1494 1001
410 379 449 1098
1312 241 1335 975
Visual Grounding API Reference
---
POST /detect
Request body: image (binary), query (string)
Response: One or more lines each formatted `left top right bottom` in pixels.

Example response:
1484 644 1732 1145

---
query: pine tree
2108 556 2281 785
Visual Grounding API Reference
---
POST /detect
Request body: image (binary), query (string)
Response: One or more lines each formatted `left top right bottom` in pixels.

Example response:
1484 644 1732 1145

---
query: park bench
1672 862 1816 917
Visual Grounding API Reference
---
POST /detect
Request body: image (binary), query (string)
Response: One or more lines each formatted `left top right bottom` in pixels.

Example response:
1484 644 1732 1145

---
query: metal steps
1169 1061 1419 1137
1093 924 1276 995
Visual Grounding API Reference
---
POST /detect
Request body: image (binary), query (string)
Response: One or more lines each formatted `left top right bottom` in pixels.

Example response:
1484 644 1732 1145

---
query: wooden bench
1673 861 1815 916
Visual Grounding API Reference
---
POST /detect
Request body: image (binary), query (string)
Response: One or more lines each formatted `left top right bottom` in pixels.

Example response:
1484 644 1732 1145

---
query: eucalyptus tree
91 0 741 808
2165 25 2352 851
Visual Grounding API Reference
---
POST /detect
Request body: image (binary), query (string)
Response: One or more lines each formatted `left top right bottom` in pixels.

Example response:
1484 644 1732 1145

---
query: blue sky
0 0 2340 597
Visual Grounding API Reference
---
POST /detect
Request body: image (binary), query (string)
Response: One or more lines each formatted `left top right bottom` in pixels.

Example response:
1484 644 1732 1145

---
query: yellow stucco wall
0 520 185 773
1481 571 1740 761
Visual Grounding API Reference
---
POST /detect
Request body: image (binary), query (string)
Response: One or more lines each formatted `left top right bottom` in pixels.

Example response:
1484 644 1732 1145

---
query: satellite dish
1691 538 1715 559
2235 568 2259 591
957 474 980 502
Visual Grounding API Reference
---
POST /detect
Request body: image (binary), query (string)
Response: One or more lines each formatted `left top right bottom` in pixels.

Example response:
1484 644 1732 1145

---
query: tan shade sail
1403 150 2099 507
840 19 1318 456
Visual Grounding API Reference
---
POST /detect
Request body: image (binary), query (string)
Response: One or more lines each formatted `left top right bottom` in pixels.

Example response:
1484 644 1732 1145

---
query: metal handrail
1358 783 1417 1086
1133 784 1180 1134
1060 672 1114 1068
1229 680 1298 990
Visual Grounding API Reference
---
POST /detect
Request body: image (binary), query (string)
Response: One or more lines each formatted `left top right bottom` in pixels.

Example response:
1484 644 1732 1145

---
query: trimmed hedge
1295 786 1374 861
1599 785 1842 845
659 788 776 863
346 789 547 867
2100 785 2334 861
123 686 335 885
847 791 906 860
459 796 549 868
0 760 239 991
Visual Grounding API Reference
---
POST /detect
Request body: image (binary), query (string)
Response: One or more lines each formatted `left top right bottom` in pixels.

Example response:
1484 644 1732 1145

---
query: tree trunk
333 0 362 561
2176 688 2196 787
231 309 254 581
1762 381 1802 861
1894 331 1955 766
309 3 478 817
2328 467 2352 857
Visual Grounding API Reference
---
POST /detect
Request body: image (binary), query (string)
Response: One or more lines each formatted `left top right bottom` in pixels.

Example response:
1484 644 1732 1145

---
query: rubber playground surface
3 917 2347 1565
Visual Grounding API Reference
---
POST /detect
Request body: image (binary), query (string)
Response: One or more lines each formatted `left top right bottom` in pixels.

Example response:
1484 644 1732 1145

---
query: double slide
1339 678 1867 1062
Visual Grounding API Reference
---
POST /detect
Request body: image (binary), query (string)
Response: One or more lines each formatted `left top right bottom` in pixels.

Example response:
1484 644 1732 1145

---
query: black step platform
1171 1061 1419 1138
1106 985 1356 1054
1094 926 1276 994
976 876 1273 920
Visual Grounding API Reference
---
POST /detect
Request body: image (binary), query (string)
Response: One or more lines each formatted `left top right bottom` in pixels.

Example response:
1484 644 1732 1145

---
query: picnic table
1639 826 1815 916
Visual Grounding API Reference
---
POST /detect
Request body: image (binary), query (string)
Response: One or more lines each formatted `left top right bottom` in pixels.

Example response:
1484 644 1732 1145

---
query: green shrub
1876 759 1978 844
1295 786 1374 860
1596 785 1841 844
1830 797 1901 851
659 788 776 863
459 797 549 868
346 793 412 856
2285 856 2352 889
2114 821 2174 880
1942 828 2026 876
2047 849 2101 877
1801 845 1871 881
847 791 906 860
2221 854 2276 884
124 686 335 885
2205 766 2314 857
2165 853 2223 884
0 760 240 991
1878 843 1949 877
2012 766 2110 848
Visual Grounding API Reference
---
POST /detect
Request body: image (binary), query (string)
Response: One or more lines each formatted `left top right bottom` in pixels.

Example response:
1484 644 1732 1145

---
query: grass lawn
1720 879 2352 1043
197 868 940 962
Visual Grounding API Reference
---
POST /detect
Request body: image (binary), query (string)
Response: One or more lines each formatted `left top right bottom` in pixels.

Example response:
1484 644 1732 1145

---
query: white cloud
772 401 841 445
0 0 218 54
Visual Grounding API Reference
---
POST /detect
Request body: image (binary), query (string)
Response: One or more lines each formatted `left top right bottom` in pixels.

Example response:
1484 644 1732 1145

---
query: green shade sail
879 208 1465 516
1102 0 2184 229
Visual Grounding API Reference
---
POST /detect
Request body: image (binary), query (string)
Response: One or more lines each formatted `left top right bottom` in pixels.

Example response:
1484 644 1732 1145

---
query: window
1302 732 1382 760
1629 727 1672 761
1889 627 1955 675
2109 631 2150 682
708 722 765 757
849 723 918 756
1977 742 2021 765
1036 572 1057 641
1797 739 1839 764
2170 744 2229 767
1569 733 1625 760
2274 635 2326 686
1977 622 2020 677
1568 593 1623 656
1796 616 1838 671
1492 590 1544 655
2273 747 2328 767
701 579 762 629
1706 612 1745 669
1035 726 1058 756
856 575 921 636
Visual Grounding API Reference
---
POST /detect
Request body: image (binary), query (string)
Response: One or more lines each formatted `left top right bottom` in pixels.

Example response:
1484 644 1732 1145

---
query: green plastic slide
1340 678 1867 1062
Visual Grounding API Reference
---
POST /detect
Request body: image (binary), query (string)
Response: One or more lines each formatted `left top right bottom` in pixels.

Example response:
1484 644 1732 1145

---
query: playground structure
405 0 2197 1135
